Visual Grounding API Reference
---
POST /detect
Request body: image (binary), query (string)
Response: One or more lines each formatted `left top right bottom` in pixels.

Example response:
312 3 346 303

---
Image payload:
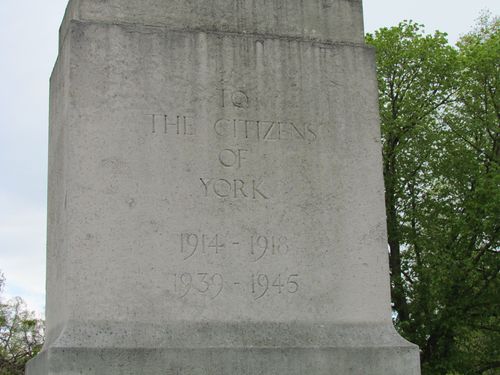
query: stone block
27 1 421 373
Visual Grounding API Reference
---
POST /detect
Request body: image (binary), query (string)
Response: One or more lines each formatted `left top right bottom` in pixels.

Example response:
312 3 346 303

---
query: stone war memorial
27 0 421 374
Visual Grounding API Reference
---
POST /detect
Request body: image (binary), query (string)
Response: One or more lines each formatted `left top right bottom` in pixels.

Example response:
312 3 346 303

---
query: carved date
250 235 289 262
180 233 225 260
251 273 299 300
179 233 290 262
172 272 224 299
170 272 300 300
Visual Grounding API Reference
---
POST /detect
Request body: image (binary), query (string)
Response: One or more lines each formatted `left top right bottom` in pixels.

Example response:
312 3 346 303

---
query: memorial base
27 321 420 375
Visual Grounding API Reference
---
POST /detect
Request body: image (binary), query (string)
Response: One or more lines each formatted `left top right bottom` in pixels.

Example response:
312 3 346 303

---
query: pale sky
0 0 498 316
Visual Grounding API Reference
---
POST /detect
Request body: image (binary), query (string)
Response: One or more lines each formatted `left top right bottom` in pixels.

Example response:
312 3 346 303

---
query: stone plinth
27 0 421 374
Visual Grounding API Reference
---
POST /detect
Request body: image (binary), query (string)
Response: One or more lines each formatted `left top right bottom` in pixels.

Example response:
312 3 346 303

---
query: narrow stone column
27 1 421 373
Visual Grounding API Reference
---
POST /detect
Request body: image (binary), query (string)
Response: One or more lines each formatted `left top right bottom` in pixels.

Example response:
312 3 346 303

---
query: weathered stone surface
28 0 420 373
59 0 365 48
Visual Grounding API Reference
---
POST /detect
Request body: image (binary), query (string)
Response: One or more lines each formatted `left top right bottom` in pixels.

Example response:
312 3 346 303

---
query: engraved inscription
143 108 320 200
231 90 249 108
218 88 251 109
218 148 248 169
251 273 300 300
169 272 300 300
214 118 318 142
200 178 269 200
250 235 289 262
180 233 225 260
147 114 195 136
172 272 224 299
178 232 290 262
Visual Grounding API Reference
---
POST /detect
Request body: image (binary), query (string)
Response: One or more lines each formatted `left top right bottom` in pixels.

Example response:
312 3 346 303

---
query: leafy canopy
0 273 44 375
367 16 499 375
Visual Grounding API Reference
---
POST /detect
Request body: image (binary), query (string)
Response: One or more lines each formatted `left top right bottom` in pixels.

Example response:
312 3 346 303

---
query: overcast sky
0 0 498 316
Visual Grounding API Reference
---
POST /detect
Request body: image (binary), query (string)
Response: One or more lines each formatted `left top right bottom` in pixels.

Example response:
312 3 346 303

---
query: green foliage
0 273 44 375
366 21 459 327
367 16 499 375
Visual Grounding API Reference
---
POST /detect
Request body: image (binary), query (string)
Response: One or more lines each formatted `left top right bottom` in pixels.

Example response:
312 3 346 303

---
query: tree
436 13 500 373
367 17 499 374
365 20 458 325
0 273 44 375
